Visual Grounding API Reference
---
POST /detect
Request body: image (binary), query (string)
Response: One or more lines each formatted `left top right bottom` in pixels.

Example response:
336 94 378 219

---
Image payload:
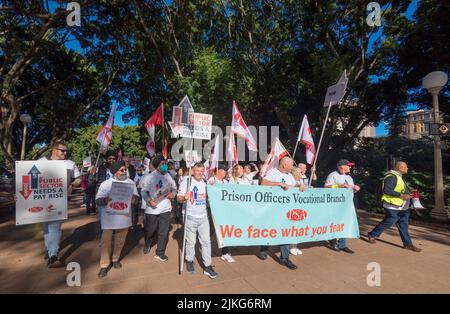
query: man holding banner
259 156 299 270
40 141 81 267
324 159 360 254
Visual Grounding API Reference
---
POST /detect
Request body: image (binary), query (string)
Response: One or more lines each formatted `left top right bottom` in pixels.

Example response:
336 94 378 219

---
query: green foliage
67 125 147 165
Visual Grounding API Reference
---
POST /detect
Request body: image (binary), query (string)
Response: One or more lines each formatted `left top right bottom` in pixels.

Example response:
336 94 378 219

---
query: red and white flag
96 104 116 154
260 137 289 177
227 132 238 166
230 101 258 152
145 103 164 157
297 115 316 165
162 140 168 159
204 136 220 180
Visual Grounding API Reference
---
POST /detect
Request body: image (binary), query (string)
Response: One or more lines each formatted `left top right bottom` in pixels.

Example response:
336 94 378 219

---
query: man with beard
95 161 138 278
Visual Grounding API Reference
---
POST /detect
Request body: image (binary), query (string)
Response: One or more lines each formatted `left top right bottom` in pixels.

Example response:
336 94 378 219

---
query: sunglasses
118 168 127 172
56 148 69 154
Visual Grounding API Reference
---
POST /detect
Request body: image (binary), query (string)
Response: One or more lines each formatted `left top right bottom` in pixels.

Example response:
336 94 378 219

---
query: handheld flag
230 101 258 152
297 115 316 165
260 137 289 177
96 104 116 154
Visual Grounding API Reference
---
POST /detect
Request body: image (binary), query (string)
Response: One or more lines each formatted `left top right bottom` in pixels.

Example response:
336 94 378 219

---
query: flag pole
180 135 194 275
161 103 165 156
308 102 332 187
292 140 300 162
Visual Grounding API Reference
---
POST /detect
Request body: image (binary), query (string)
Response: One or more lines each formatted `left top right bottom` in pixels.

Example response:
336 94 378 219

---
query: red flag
230 101 258 152
145 103 164 157
162 140 168 159
96 104 116 154
145 103 164 131
297 115 316 165
260 137 289 177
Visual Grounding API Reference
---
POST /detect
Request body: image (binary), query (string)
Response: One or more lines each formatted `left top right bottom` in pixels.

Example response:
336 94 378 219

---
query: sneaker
154 254 169 262
280 259 298 270
47 255 59 268
203 266 219 279
98 267 109 278
341 247 355 254
143 244 151 255
328 242 340 252
367 234 376 244
112 261 122 269
81 204 86 208
257 251 268 260
404 244 422 252
296 248 303 255
289 248 298 256
186 261 195 274
221 253 235 263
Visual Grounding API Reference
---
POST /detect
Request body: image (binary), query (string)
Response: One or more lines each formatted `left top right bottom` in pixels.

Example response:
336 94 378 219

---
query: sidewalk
0 191 449 294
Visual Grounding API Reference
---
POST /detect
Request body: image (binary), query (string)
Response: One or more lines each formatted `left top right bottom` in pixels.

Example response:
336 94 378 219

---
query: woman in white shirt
228 164 252 185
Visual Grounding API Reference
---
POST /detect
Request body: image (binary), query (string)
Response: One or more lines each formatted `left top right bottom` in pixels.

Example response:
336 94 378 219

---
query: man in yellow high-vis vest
368 161 422 252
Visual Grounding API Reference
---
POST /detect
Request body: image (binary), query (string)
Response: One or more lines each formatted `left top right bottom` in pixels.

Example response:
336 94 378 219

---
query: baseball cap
337 159 355 167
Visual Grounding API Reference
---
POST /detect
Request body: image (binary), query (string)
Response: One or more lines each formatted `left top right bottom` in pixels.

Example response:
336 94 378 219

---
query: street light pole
430 88 447 221
422 71 449 221
20 123 28 160
19 114 32 160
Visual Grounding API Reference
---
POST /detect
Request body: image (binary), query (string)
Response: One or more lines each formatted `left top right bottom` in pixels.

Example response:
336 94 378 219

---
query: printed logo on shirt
281 178 286 183
190 185 206 206
156 179 163 191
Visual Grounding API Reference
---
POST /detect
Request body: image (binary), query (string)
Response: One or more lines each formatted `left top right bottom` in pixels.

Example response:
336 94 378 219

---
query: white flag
297 115 316 165
260 137 289 177
204 136 220 180
230 101 258 152
96 104 116 153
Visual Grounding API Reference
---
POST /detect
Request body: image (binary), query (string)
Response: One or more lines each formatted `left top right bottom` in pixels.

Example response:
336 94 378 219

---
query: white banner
106 181 135 216
82 156 92 168
184 150 201 167
15 160 68 225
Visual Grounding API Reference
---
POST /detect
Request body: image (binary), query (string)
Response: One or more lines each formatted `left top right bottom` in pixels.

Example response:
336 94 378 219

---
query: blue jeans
260 244 290 261
369 208 412 246
330 238 347 249
43 220 62 257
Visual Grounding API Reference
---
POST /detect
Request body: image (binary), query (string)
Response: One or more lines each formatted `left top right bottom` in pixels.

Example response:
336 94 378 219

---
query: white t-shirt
39 157 80 189
264 168 297 186
325 171 355 191
141 170 177 215
244 171 258 182
177 177 208 218
228 176 252 185
96 178 138 230
207 176 228 185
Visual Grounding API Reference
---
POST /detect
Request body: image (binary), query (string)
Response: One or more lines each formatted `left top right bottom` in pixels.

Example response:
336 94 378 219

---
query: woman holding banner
95 161 138 278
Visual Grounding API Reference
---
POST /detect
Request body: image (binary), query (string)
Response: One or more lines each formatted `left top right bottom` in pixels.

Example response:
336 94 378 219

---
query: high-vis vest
381 172 406 207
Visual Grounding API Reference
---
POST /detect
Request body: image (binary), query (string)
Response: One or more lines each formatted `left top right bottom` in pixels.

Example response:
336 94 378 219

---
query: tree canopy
1 0 448 171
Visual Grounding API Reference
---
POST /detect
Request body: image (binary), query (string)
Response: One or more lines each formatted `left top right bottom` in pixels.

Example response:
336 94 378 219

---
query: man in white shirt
140 155 177 261
40 141 80 267
177 162 219 279
207 163 235 263
260 156 299 270
95 161 138 277
324 159 360 254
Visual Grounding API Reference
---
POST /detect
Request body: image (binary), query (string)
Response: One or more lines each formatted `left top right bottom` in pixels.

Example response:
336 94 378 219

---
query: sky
54 0 420 136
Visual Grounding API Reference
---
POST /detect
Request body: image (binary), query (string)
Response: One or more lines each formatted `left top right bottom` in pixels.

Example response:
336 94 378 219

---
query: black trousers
85 191 96 214
144 211 171 256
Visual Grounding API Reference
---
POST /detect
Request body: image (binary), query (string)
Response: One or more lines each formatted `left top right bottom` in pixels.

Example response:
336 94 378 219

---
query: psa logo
286 209 308 222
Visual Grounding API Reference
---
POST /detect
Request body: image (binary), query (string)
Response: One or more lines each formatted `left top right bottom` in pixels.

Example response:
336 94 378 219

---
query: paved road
1 191 449 293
